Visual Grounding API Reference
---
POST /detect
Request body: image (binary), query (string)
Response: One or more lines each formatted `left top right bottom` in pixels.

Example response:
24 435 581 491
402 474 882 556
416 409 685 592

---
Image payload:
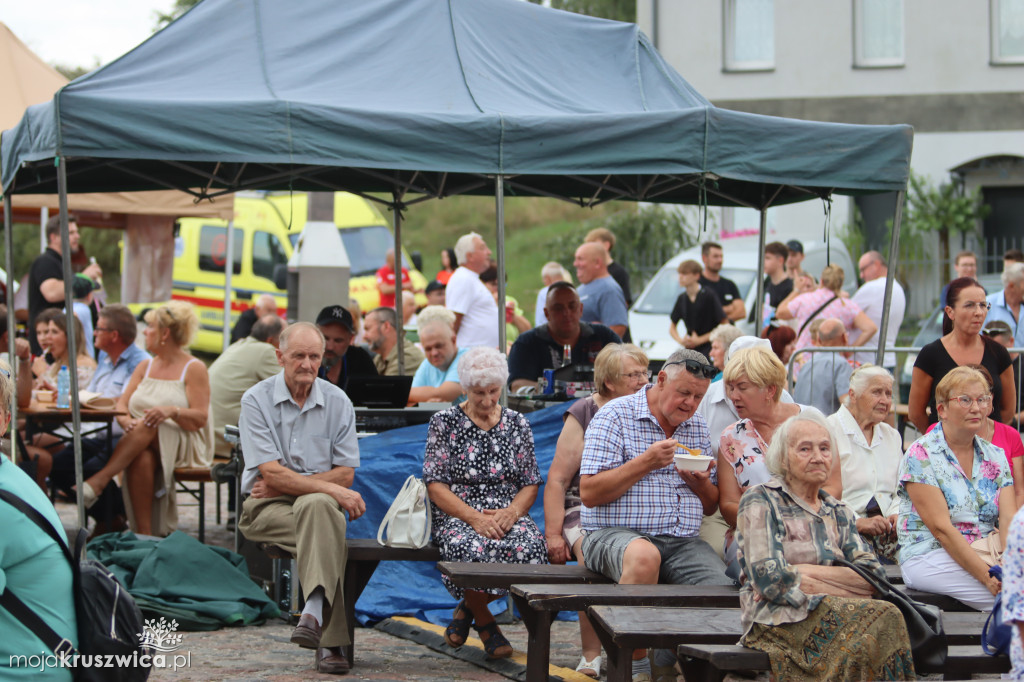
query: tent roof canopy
1 0 913 210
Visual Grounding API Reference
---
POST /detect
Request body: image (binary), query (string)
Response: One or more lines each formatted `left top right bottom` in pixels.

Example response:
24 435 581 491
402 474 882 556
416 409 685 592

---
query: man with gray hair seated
409 307 467 404
792 318 854 415
985 261 1024 348
579 348 732 682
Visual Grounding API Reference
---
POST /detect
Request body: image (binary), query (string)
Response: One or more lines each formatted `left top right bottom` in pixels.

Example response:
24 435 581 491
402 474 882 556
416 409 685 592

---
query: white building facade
637 0 1024 315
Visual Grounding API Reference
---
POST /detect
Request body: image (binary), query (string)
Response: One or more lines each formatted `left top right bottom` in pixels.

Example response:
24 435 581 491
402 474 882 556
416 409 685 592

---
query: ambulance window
253 232 288 280
198 225 242 274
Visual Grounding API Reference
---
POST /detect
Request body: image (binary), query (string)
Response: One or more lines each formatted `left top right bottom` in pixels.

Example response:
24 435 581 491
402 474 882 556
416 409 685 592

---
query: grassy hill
391 195 621 319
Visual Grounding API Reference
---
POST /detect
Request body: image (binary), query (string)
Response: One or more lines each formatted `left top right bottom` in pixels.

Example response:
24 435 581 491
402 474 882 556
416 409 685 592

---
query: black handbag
832 557 947 670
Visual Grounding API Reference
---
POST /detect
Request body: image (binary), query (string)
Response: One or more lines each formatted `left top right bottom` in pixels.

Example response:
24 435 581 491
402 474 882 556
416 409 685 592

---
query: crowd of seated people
10 233 1024 680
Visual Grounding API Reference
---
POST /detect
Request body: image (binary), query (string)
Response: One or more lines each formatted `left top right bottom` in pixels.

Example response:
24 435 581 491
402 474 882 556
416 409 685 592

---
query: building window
724 0 775 72
853 0 904 68
991 0 1024 64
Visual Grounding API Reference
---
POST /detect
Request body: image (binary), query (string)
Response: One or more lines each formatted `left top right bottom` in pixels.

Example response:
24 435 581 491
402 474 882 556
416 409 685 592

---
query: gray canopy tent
1 0 912 526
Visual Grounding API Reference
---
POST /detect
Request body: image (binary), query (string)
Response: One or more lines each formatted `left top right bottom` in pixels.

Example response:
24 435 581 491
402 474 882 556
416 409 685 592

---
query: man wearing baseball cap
785 240 807 282
316 305 377 392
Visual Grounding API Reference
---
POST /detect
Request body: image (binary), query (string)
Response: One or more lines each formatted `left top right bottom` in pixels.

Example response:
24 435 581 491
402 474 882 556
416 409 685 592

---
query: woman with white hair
423 346 547 659
707 324 743 380
827 365 903 561
716 346 838 579
736 411 914 680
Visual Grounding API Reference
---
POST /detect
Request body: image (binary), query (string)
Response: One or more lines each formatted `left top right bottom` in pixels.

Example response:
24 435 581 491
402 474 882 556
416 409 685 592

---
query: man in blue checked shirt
580 348 731 681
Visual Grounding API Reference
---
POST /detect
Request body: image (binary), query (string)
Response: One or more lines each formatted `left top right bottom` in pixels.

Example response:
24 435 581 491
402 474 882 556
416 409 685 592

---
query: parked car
628 241 856 361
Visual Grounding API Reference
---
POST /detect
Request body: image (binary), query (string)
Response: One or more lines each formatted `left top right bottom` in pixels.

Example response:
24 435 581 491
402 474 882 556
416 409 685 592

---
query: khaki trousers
239 493 350 646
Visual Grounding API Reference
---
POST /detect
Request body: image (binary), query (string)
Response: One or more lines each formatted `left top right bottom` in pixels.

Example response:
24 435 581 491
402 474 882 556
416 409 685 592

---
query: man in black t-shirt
698 241 745 322
27 215 102 354
670 260 727 358
316 304 377 392
749 241 793 328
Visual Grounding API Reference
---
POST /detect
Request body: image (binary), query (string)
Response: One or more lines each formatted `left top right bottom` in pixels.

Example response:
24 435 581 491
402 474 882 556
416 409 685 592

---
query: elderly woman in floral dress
423 346 547 659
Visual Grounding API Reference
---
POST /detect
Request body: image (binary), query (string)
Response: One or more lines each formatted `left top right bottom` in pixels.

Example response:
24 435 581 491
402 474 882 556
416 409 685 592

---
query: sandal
576 654 602 678
443 600 472 648
474 620 513 659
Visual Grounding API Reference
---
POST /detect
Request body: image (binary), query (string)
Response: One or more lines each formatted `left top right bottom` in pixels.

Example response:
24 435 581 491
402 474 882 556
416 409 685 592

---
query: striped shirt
580 385 715 537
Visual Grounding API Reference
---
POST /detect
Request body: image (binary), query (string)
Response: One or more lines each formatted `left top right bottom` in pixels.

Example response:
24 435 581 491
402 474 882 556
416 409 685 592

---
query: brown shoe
315 646 350 675
290 614 321 649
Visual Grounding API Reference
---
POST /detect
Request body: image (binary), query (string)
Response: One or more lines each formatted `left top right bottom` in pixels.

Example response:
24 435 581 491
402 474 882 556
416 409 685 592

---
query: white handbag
376 475 432 549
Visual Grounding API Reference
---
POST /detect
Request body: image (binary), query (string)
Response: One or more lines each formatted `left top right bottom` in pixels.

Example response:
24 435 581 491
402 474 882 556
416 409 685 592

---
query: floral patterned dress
423 405 548 599
1004 505 1024 680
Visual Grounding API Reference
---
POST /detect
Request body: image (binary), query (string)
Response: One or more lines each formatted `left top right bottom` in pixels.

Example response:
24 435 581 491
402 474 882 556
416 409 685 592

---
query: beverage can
542 369 554 394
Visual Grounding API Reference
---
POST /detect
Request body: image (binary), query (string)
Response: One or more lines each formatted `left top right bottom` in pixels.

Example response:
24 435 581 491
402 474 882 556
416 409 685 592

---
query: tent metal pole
4 195 17 436
393 193 405 376
222 219 234 352
876 190 904 367
754 208 768 332
40 207 48 252
495 176 507 406
57 157 85 529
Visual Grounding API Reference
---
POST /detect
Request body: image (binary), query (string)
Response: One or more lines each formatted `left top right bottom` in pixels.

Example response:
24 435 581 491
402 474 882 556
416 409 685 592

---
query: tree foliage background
527 0 635 22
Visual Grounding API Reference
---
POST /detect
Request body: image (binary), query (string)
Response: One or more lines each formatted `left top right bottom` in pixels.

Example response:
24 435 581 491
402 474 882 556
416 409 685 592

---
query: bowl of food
33 389 55 403
674 444 713 472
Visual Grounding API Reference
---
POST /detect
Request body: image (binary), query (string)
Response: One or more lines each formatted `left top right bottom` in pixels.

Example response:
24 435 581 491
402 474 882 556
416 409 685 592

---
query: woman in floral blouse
898 366 1016 610
736 410 914 680
717 346 838 579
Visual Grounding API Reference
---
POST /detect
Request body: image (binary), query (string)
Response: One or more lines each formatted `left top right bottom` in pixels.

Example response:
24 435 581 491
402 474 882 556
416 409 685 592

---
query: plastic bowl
33 389 55 403
674 453 713 472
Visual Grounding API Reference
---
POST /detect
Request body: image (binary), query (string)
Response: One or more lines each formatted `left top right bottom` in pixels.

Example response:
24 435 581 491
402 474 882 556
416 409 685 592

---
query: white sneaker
576 655 602 678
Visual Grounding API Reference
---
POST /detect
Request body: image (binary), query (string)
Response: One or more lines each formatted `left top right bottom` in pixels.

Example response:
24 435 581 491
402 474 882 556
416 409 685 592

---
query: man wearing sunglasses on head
579 348 732 682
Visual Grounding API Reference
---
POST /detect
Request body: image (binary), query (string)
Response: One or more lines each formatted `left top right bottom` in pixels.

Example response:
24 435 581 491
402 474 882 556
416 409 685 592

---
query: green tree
156 0 203 28
528 0 635 22
902 172 989 271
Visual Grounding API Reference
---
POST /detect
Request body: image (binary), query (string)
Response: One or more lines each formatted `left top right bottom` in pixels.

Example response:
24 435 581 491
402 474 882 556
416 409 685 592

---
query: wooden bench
174 466 213 543
436 561 612 590
677 643 1010 681
264 538 440 665
510 583 741 682
587 605 993 682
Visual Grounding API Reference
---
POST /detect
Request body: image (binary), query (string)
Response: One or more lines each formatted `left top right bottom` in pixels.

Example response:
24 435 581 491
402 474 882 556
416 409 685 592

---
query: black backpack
0 490 151 682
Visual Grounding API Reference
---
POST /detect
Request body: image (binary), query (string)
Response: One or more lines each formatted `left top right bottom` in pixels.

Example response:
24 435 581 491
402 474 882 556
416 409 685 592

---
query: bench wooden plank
510 584 742 682
677 643 1010 681
436 561 611 589
589 606 992 682
261 538 440 666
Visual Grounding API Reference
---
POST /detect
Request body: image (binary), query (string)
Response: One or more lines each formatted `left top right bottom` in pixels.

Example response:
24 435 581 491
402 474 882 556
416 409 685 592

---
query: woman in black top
909 277 1015 433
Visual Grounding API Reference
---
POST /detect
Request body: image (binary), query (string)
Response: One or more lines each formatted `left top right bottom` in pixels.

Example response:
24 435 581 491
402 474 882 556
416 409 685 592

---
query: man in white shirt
851 251 905 372
445 232 499 349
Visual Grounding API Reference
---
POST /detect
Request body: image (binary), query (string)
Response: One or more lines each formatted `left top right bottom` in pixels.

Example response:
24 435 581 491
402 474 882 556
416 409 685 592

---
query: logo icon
137 617 184 653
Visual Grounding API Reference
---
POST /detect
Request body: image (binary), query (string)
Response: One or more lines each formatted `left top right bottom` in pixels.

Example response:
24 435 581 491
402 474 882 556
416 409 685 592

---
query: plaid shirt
580 385 715 536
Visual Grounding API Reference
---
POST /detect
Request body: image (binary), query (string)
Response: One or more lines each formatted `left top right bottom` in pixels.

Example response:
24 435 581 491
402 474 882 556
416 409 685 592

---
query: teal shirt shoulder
0 458 77 680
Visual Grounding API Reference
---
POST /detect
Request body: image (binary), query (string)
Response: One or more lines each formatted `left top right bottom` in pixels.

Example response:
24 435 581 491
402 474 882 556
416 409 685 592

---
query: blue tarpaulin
347 401 569 626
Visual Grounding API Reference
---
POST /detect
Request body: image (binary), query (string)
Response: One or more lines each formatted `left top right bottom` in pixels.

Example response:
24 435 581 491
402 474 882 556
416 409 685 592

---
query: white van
628 241 857 360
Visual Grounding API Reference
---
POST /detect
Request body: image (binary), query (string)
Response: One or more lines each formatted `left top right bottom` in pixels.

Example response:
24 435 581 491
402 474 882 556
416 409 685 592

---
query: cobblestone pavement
54 491 976 681
53 490 595 682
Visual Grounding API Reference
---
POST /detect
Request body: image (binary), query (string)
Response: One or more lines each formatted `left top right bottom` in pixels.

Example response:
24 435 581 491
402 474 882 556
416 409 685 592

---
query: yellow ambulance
168 191 427 354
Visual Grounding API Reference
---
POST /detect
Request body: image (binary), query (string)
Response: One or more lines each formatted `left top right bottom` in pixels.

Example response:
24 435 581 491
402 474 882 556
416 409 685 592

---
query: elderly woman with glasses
78 301 213 536
827 365 902 561
909 277 1015 434
424 346 547 660
899 366 1017 610
544 343 649 678
736 411 915 680
716 346 839 579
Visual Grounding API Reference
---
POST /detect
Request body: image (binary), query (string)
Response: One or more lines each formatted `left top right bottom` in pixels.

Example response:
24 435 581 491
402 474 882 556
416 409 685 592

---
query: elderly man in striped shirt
579 348 732 681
